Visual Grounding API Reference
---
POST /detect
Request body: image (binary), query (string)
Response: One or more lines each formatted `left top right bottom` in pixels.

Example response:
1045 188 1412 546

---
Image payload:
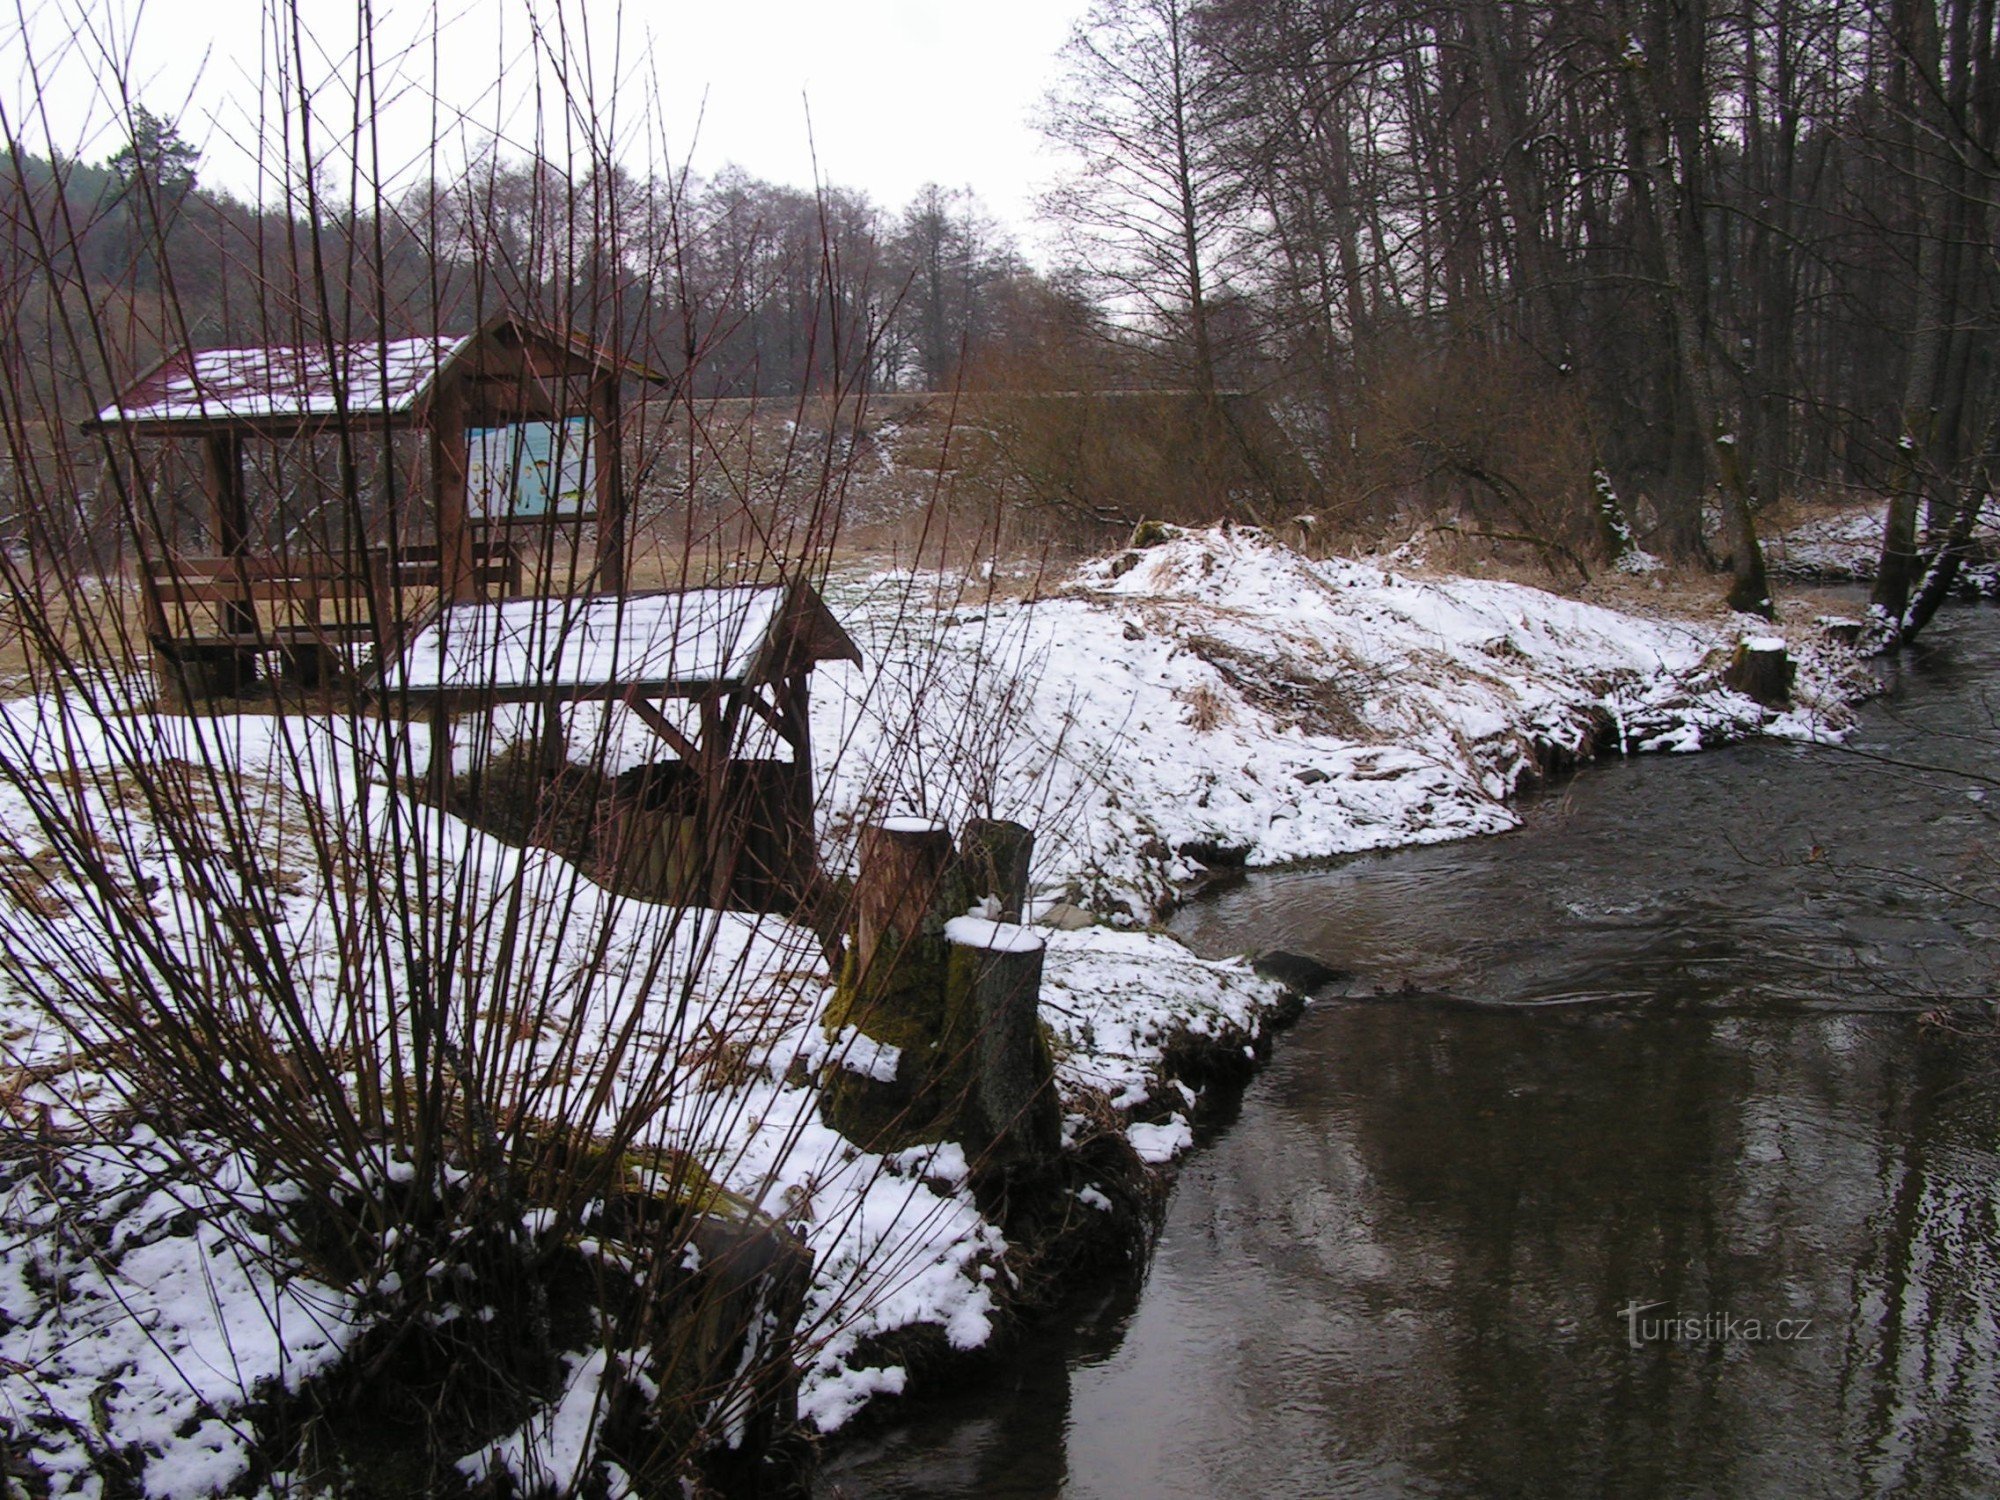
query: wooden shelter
86 313 666 694
381 583 861 913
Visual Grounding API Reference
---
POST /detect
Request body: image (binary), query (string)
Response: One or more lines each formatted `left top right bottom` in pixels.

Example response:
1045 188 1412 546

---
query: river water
816 605 2000 1499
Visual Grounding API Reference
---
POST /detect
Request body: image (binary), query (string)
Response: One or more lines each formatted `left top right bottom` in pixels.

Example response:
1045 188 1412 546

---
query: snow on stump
942 917 1061 1172
820 817 956 1148
1726 635 1795 707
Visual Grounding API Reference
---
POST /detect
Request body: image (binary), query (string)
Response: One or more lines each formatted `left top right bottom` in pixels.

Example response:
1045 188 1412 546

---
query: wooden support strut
429 388 477 603
592 375 625 593
622 689 702 763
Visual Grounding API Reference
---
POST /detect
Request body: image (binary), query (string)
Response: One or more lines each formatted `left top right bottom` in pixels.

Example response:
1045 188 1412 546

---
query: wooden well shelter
85 313 666 696
381 582 861 914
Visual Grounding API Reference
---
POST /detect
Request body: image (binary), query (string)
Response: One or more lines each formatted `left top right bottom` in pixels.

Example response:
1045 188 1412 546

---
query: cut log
1726 635 1795 707
853 816 952 981
942 916 1060 1171
820 816 956 1149
958 817 1034 921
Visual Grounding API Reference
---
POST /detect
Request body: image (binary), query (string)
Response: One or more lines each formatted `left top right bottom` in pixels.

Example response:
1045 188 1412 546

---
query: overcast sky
6 0 1090 254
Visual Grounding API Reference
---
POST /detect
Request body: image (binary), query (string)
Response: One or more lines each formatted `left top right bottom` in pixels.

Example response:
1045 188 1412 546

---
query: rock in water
1251 950 1351 995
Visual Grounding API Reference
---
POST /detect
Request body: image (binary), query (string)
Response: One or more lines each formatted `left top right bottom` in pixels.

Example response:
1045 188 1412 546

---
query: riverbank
0 528 1872 1495
822 597 2000 1499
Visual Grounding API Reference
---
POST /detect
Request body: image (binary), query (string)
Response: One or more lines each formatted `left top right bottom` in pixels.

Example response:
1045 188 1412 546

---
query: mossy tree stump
820 818 956 1146
941 916 1061 1169
959 817 1034 921
1727 635 1794 706
820 817 1059 1172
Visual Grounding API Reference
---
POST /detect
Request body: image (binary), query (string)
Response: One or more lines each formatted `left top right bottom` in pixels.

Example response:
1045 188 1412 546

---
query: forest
6 0 2000 620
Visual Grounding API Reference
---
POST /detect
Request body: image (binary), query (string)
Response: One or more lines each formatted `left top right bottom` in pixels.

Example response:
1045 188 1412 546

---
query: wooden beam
735 685 798 747
623 691 703 764
592 376 625 592
429 387 476 602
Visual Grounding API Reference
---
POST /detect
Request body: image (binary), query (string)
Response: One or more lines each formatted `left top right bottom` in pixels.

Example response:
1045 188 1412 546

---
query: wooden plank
623 692 704 763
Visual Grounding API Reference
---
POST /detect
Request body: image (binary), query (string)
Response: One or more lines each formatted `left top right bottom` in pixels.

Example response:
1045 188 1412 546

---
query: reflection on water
816 608 2000 1499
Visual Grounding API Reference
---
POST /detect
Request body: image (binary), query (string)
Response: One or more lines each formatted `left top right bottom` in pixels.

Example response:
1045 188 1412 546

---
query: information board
466 417 594 520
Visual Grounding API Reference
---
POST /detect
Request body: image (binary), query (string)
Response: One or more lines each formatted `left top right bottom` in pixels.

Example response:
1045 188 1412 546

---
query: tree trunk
1617 6 1774 616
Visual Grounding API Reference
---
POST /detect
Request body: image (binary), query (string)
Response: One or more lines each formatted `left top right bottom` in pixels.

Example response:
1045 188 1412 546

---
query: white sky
4 0 1089 256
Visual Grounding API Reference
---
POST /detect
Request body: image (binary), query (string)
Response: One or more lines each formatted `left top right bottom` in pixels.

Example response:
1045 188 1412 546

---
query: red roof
97 336 461 427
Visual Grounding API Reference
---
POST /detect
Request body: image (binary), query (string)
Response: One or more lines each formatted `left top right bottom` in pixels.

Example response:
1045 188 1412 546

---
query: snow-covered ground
0 526 1865 1495
814 524 1857 915
1766 498 2000 592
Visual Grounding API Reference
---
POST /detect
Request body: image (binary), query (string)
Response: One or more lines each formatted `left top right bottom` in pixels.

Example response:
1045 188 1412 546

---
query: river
815 603 2000 1498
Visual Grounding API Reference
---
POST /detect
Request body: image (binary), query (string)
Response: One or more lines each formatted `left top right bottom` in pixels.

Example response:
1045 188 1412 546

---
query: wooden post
698 693 733 910
958 818 1034 922
776 670 820 924
427 700 455 806
429 390 476 602
592 375 625 592
537 698 567 778
200 431 257 691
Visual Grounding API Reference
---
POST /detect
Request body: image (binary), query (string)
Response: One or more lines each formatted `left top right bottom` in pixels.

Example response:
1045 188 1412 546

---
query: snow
0 523 1870 1489
943 916 1046 954
1767 498 2000 594
0 1132 359 1500
97 336 461 425
388 587 789 695
814 524 1854 917
830 1026 903 1083
1127 1117 1195 1164
457 1349 611 1493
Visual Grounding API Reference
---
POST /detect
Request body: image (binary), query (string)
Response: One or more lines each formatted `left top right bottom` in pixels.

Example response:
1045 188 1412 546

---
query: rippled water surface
817 606 2000 1499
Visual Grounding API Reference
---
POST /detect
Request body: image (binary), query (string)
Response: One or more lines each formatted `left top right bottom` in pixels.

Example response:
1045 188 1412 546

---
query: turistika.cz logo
1619 1300 1815 1350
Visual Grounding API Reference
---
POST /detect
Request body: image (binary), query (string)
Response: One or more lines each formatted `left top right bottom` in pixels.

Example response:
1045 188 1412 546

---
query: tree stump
820 817 956 1148
852 817 953 981
1726 635 1794 707
941 916 1061 1171
679 1210 813 1479
958 817 1034 921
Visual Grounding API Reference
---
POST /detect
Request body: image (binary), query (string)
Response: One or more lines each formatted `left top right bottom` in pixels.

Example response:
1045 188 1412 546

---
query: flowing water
816 605 2000 1499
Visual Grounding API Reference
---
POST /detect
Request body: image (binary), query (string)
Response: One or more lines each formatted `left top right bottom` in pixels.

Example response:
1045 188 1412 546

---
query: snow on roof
96 335 464 427
388 587 798 698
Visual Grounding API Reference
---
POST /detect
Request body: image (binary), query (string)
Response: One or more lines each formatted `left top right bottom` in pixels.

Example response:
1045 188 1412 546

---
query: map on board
467 417 594 519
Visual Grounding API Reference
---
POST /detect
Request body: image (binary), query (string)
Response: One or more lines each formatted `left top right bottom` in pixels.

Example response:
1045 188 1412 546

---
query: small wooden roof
86 314 666 439
381 582 861 706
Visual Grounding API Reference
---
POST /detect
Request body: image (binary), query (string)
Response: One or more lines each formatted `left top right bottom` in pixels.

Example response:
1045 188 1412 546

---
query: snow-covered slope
816 524 1854 915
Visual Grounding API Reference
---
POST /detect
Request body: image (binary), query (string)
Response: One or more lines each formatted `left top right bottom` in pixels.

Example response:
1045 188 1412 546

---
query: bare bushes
0 23 1076 1498
1299 340 1606 584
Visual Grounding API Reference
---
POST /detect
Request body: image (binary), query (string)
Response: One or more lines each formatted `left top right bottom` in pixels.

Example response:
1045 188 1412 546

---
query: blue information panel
466 418 594 519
